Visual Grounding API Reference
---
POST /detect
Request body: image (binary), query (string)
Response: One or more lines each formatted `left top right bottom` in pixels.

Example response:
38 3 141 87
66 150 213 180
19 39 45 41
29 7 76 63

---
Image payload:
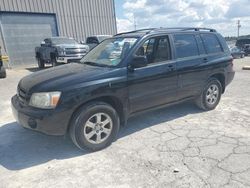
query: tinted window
201 34 222 54
174 34 199 58
195 35 206 55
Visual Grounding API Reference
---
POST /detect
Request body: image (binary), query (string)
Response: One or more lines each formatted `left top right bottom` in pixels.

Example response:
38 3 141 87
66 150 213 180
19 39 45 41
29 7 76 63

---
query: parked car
12 27 234 151
35 37 89 68
0 46 6 78
236 38 250 49
81 35 112 50
230 46 245 58
243 44 250 56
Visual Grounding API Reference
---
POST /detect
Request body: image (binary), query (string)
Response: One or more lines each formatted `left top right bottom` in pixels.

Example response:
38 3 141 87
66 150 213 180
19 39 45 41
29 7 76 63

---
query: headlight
29 92 61 109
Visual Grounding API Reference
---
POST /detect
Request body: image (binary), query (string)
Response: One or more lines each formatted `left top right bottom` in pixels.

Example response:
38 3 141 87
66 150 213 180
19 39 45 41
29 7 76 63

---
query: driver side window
135 36 171 64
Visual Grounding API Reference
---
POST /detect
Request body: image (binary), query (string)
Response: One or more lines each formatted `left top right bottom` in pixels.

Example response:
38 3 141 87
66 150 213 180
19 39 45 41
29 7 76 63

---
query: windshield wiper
83 61 111 67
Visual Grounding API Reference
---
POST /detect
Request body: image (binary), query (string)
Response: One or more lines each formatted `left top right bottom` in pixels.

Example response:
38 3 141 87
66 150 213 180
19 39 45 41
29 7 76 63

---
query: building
0 0 117 67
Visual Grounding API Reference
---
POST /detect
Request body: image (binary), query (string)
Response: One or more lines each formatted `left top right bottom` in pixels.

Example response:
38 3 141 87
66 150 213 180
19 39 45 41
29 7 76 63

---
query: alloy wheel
83 113 113 144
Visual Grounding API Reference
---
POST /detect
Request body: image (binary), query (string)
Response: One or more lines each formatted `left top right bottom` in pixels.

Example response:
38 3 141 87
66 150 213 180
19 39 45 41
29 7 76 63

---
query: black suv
12 28 234 151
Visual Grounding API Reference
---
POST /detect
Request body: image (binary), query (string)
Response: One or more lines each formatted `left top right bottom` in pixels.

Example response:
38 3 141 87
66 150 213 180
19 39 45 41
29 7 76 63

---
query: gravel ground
0 58 250 188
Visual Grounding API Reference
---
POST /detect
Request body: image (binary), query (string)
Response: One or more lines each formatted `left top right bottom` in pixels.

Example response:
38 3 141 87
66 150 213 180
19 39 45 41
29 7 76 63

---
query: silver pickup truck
35 37 89 68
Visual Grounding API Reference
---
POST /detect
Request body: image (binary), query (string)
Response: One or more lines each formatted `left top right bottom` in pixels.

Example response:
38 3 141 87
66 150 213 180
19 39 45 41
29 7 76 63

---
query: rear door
173 33 209 99
128 35 178 113
200 33 228 78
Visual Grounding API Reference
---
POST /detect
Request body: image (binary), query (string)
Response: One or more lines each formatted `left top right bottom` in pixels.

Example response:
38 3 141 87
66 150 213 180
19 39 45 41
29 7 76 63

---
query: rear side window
173 34 199 58
201 34 223 54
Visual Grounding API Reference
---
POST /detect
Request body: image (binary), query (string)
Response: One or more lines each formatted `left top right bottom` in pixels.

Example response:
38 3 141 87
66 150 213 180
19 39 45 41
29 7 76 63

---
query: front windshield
51 38 78 45
80 37 138 66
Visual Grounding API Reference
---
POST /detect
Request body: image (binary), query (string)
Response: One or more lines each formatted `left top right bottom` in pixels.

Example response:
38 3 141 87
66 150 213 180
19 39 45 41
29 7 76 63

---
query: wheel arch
67 95 127 133
209 73 225 93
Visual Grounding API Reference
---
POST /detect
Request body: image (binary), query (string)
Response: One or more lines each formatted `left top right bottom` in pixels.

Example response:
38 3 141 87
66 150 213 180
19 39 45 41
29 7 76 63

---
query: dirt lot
0 58 250 188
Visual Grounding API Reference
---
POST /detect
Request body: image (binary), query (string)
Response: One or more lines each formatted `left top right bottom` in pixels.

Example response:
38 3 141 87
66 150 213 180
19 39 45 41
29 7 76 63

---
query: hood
19 63 110 93
54 44 89 49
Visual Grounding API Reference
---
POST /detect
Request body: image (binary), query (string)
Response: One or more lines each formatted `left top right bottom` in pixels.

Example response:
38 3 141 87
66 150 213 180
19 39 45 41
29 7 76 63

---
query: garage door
0 12 58 67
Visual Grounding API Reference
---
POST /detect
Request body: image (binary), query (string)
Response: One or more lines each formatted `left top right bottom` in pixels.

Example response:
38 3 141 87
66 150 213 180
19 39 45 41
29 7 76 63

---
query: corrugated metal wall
0 0 117 41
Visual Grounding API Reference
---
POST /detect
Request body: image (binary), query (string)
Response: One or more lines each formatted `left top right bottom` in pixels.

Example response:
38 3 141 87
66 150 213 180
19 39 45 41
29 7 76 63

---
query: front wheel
195 78 222 111
69 102 120 151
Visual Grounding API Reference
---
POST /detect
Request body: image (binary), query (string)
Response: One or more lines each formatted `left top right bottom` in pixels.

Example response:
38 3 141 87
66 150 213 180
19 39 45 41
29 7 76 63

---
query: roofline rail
150 27 217 33
114 27 216 36
114 28 156 36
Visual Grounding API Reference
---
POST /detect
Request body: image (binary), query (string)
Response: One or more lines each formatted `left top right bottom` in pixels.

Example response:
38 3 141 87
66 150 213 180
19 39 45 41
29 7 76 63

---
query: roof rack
152 27 217 33
114 28 156 36
114 27 216 36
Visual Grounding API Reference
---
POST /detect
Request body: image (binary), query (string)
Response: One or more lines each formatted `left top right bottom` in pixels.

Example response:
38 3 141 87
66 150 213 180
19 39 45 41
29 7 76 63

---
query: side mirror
80 41 85 44
129 56 148 69
40 41 46 47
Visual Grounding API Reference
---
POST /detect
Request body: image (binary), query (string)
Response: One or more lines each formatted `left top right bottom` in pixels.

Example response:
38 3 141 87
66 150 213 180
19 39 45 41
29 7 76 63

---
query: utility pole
237 20 241 38
133 13 137 30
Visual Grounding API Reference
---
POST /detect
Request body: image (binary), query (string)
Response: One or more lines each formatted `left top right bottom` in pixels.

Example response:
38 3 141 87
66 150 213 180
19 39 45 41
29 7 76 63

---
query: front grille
65 48 87 55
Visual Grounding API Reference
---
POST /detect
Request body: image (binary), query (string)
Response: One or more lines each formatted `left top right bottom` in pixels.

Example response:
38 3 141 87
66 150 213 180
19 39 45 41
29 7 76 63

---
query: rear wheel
51 57 58 67
195 78 222 111
69 102 120 151
37 58 45 68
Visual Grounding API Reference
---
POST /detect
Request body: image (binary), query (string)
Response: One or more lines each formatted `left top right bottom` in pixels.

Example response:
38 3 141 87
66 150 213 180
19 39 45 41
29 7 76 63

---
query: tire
69 102 120 151
51 56 58 67
0 66 6 78
37 58 45 68
195 78 222 111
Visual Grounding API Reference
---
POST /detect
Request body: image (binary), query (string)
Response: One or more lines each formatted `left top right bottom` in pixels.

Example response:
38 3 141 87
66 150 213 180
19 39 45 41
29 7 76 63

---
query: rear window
173 34 199 58
201 34 223 54
87 37 99 44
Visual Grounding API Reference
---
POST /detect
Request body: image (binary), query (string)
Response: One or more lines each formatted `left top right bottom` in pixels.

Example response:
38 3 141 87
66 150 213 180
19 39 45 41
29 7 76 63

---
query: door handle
203 58 208 63
167 64 175 71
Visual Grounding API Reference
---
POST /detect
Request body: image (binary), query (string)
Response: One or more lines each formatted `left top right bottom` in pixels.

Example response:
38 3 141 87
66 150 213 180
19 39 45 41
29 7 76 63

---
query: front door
128 35 178 113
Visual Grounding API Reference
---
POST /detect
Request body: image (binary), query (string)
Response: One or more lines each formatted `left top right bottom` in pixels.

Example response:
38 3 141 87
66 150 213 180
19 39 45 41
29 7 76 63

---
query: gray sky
115 0 250 36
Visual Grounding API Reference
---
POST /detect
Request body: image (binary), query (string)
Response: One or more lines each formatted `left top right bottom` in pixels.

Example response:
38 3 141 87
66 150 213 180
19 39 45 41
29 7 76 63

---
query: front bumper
11 95 72 136
57 55 84 63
